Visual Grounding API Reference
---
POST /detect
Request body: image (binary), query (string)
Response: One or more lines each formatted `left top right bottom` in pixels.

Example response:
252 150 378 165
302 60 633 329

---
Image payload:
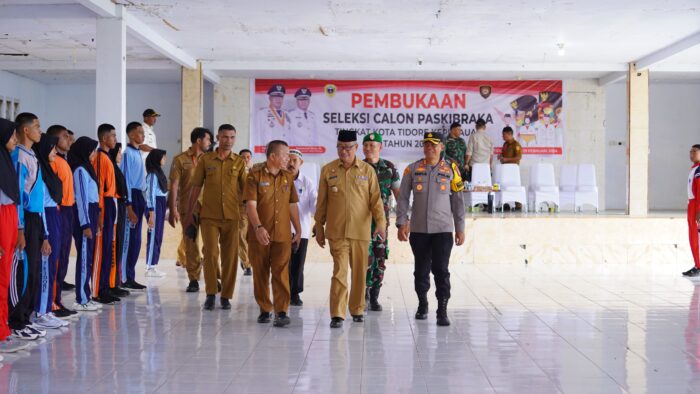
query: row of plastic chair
467 162 599 213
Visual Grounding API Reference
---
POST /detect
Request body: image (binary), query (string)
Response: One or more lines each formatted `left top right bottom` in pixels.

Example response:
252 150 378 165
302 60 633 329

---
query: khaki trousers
179 226 202 282
329 238 369 318
200 218 239 298
238 214 251 269
249 240 291 313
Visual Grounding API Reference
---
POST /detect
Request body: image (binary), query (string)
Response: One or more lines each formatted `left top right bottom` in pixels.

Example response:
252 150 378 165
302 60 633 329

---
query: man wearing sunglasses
314 130 386 328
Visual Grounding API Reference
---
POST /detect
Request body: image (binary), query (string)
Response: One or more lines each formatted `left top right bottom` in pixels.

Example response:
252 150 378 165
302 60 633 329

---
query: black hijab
68 136 98 181
108 143 127 199
145 149 167 192
0 118 19 203
32 134 63 204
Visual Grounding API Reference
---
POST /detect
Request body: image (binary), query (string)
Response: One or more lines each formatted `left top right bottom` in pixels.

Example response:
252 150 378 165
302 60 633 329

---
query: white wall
42 82 182 158
605 81 700 211
0 70 47 120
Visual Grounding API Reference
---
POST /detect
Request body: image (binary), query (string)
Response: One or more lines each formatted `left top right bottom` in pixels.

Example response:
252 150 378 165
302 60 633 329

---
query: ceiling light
557 43 566 56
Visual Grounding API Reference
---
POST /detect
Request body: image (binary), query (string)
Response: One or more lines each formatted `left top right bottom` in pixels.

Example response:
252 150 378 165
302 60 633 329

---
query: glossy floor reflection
1 260 699 393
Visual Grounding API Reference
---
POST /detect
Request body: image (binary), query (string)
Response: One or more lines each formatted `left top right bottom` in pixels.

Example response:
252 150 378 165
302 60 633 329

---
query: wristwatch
256 224 264 230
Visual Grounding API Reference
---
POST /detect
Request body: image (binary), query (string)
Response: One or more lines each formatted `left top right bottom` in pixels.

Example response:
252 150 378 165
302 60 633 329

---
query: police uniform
189 149 246 303
288 88 319 147
256 84 292 144
396 132 465 326
314 130 386 327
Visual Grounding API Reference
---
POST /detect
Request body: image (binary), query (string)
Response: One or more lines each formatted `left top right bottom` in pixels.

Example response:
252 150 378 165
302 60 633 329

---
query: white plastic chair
464 163 491 209
575 164 599 213
528 163 559 212
496 164 527 212
559 164 577 211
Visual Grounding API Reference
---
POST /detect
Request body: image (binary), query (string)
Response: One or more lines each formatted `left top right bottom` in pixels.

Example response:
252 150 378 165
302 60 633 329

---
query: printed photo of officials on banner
250 79 565 160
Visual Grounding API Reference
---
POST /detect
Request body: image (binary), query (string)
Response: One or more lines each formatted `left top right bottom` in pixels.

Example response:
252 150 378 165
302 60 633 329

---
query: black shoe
273 312 290 327
682 267 700 277
436 298 450 326
257 311 272 323
54 303 78 316
290 294 303 306
244 267 252 276
62 282 75 291
221 298 231 310
415 294 428 320
186 280 200 293
330 317 344 328
53 308 73 318
217 280 222 292
111 287 130 297
369 287 383 311
124 280 147 291
352 314 364 323
94 295 116 305
203 295 215 311
108 294 121 304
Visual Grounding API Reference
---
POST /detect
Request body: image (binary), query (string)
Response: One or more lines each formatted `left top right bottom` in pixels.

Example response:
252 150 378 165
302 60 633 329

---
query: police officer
288 88 319 147
396 132 465 326
314 130 386 328
256 84 291 144
362 132 400 312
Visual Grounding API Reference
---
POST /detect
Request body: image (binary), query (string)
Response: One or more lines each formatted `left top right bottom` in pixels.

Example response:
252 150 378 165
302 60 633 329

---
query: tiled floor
1 260 699 394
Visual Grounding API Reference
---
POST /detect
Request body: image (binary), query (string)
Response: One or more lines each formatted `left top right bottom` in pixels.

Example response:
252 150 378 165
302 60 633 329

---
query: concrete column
627 63 649 216
181 62 203 152
95 5 126 143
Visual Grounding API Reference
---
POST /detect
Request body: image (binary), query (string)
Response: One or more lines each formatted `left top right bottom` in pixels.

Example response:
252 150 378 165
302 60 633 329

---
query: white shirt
291 172 317 239
689 165 699 200
288 109 319 147
256 106 291 145
142 123 157 161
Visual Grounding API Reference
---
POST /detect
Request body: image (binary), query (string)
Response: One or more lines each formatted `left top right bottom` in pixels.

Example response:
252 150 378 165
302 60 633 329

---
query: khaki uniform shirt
314 158 386 241
169 148 202 213
243 164 299 243
466 131 494 166
501 140 522 165
396 159 465 233
189 149 246 220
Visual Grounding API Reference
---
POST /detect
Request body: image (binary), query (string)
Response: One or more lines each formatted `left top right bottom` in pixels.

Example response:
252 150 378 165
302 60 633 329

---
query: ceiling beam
0 4 94 19
0 60 178 71
202 70 221 85
76 0 116 18
598 72 626 86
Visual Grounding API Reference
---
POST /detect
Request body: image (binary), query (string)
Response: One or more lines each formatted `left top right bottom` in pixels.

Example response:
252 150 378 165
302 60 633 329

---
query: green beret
363 132 383 143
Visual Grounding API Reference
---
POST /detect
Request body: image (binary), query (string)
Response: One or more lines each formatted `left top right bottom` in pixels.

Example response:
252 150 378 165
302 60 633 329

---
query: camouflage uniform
445 136 467 170
365 158 400 290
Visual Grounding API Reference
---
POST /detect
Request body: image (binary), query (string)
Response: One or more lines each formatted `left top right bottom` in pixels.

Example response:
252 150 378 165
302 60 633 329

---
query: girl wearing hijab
68 136 101 312
107 143 130 297
31 134 68 329
144 149 168 277
0 118 30 353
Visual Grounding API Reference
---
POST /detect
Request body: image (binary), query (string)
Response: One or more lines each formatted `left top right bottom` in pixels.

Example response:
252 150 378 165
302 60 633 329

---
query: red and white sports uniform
688 163 700 269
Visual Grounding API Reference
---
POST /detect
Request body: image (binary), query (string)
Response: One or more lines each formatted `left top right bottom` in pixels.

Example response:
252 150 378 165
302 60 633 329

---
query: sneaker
87 300 103 309
0 337 30 353
111 287 131 297
30 314 63 330
47 313 69 328
24 325 47 337
682 267 700 277
72 302 100 312
124 280 147 291
145 267 166 278
11 329 37 341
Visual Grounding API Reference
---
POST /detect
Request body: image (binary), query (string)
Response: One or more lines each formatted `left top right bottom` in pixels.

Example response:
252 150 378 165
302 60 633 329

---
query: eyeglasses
336 144 356 151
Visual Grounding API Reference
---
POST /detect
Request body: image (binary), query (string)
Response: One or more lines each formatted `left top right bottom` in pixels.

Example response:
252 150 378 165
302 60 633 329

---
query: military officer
362 132 400 312
314 130 386 328
396 132 465 326
256 84 291 144
288 88 319 147
444 122 467 175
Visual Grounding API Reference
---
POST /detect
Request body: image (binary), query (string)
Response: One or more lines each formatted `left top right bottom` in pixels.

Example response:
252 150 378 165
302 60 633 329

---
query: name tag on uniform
328 175 338 180
356 175 368 181
259 181 270 186
206 166 217 171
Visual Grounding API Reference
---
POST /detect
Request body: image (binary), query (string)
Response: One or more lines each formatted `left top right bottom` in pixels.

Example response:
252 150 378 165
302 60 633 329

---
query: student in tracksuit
46 125 77 317
683 144 700 278
0 118 31 352
68 137 101 312
9 112 51 340
32 134 68 329
108 143 130 296
145 149 168 277
120 122 148 291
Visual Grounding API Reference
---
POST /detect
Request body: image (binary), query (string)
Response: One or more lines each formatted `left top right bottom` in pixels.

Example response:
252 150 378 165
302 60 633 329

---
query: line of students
0 114 169 355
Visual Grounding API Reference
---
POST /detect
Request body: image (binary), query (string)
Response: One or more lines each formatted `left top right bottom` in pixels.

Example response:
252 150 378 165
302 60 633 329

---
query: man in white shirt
140 108 159 160
288 88 319 147
286 149 317 306
256 84 291 146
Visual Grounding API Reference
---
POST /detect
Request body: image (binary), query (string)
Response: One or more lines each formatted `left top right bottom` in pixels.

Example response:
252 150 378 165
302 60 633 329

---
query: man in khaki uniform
183 124 246 311
498 126 522 165
168 127 211 293
244 141 301 327
465 118 494 180
238 149 253 276
314 130 386 328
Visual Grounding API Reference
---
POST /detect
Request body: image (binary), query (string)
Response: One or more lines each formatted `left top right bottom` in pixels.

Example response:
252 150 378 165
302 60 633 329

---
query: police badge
324 84 337 98
479 85 492 99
